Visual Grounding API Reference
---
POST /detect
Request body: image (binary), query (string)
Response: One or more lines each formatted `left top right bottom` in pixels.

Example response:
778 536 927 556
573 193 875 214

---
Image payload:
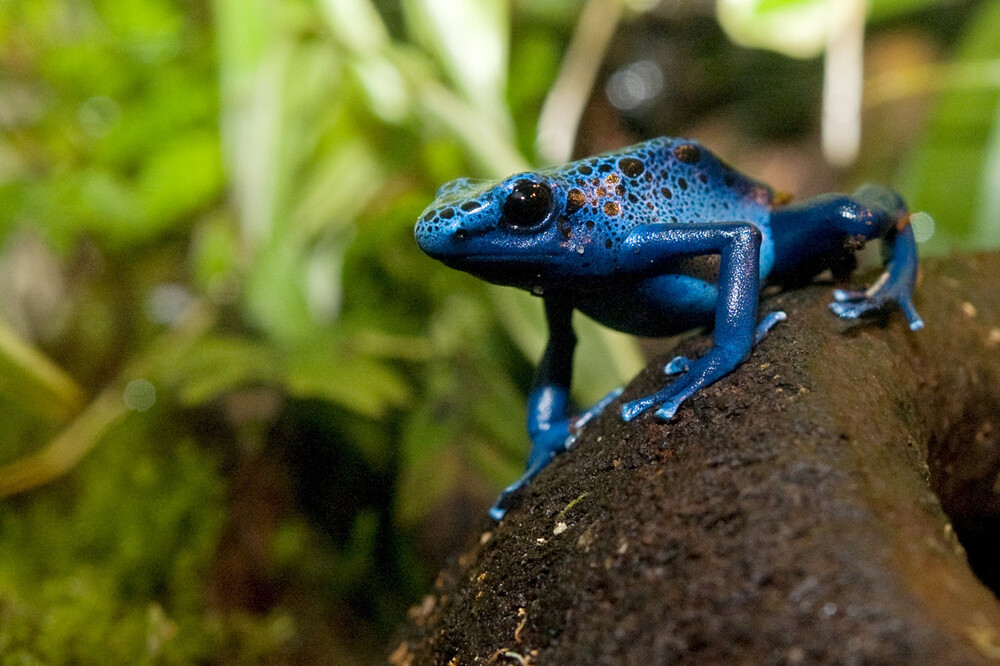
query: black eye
502 180 553 231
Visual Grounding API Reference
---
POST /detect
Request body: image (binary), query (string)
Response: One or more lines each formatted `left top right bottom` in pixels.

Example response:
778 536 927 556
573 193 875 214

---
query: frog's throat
438 254 554 289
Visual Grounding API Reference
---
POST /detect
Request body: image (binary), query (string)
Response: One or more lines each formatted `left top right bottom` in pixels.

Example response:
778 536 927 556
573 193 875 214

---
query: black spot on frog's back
618 157 645 178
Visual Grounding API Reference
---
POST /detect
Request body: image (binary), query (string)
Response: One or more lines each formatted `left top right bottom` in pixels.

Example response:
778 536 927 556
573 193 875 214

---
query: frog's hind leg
829 223 923 329
770 185 923 330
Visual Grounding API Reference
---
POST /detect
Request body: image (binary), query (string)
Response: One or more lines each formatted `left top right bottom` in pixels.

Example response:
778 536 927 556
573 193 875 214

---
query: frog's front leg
618 222 775 422
490 297 621 520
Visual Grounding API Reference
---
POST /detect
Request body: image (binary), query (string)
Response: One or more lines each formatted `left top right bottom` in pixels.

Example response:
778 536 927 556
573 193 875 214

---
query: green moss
0 413 294 663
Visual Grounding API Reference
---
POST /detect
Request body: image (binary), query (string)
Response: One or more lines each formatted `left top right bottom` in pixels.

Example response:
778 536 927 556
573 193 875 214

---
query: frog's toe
495 386 625 520
621 394 658 422
489 496 511 521
832 287 867 303
829 298 869 319
654 398 682 420
490 455 551 520
575 387 624 429
829 289 885 319
622 386 690 422
621 381 695 422
898 294 924 330
829 285 922 329
754 310 787 343
664 356 691 375
489 480 521 521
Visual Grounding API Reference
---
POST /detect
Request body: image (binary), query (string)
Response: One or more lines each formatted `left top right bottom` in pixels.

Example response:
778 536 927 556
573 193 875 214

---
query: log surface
393 253 1000 665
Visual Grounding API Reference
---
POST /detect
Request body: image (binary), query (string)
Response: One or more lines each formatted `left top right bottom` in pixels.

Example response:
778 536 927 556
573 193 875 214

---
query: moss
0 411 296 663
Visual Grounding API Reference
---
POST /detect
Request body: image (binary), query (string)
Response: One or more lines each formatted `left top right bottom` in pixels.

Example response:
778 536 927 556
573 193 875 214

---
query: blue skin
414 137 923 520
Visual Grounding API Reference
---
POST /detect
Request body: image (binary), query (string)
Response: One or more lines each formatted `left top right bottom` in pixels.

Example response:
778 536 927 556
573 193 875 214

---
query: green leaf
136 130 223 231
0 320 83 423
213 0 277 78
318 0 391 54
403 0 510 118
243 239 317 346
285 348 411 419
396 409 465 524
167 336 280 406
974 81 1000 247
716 0 836 58
190 214 241 298
718 0 965 59
900 0 1000 250
868 0 953 21
287 136 383 238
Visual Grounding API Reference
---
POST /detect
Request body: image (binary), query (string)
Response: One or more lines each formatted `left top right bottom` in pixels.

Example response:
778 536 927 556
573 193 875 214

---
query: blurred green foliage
901 0 1000 247
0 0 997 662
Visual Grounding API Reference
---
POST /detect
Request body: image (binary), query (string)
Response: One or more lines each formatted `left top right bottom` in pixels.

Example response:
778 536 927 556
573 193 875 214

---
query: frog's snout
414 208 464 259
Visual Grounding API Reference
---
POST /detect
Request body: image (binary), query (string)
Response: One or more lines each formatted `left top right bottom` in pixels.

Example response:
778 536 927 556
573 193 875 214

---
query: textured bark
393 253 1000 665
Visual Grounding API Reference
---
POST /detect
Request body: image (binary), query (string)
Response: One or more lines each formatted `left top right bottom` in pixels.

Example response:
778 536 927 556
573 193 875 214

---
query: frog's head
414 172 570 288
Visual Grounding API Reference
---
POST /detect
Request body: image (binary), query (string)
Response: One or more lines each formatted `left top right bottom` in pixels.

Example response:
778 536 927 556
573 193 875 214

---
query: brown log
393 253 1000 665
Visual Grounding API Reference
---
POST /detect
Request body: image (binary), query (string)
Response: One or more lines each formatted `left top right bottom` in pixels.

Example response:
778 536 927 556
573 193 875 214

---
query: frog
414 137 923 520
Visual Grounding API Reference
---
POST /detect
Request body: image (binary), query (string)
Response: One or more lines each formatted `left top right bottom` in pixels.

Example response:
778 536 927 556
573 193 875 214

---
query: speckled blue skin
415 137 923 520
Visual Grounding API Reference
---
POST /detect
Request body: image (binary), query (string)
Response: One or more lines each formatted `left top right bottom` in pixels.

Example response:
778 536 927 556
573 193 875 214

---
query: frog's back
552 137 771 220
543 137 776 274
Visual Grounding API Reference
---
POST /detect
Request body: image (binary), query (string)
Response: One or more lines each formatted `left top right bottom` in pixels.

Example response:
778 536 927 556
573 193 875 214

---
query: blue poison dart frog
414 137 923 520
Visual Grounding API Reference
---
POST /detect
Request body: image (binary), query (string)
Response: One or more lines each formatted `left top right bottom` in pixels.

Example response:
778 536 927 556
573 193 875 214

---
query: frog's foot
632 311 786 422
622 345 742 422
829 278 924 331
490 457 550 521
574 386 624 429
829 219 924 331
663 312 784 378
490 386 623 521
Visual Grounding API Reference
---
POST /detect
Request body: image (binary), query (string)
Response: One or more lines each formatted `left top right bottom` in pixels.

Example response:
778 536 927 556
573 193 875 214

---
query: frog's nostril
453 228 469 242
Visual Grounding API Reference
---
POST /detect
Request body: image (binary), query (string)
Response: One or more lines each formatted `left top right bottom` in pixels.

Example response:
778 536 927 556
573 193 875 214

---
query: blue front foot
576 386 623 428
626 311 785 422
490 386 623 520
663 311 784 377
621 343 742 422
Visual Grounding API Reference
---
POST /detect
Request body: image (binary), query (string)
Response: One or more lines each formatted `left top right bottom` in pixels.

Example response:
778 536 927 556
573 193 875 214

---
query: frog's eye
502 180 553 231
